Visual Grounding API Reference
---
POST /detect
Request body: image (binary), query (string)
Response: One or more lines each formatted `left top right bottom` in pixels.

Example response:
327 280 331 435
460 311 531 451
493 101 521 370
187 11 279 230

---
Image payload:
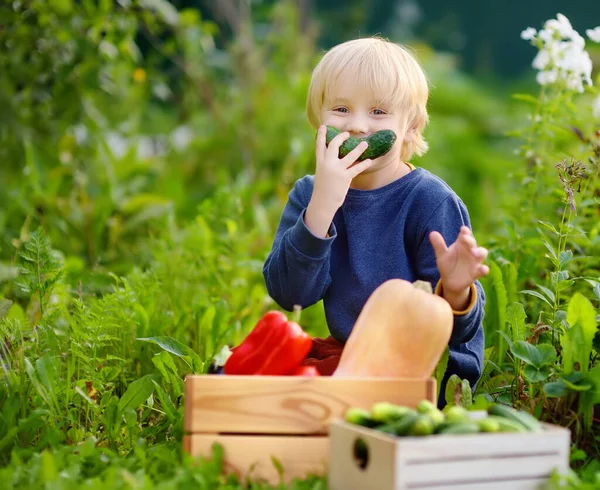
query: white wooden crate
328 419 570 490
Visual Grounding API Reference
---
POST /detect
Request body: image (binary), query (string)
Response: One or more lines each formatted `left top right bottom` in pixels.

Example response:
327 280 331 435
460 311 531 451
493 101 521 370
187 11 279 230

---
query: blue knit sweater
262 166 485 404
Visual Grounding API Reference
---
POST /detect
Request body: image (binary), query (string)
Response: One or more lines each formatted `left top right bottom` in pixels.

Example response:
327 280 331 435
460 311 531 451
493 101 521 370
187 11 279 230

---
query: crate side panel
185 375 435 434
185 434 328 484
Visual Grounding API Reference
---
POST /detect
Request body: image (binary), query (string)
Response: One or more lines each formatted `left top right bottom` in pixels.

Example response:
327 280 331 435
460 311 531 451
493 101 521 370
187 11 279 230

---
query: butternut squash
332 279 453 378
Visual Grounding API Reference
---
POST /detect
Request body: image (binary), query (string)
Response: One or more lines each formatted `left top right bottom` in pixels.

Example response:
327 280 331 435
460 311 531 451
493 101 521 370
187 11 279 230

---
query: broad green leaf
511 341 556 368
562 324 583 375
520 289 553 307
460 378 473 408
564 293 597 374
501 261 518 305
579 366 600 430
506 302 527 342
445 374 462 407
544 380 568 398
486 261 508 366
435 346 450 401
117 374 155 415
523 364 550 383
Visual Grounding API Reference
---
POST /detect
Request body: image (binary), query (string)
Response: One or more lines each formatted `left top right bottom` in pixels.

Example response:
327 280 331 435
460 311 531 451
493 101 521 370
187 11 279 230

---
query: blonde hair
306 37 430 161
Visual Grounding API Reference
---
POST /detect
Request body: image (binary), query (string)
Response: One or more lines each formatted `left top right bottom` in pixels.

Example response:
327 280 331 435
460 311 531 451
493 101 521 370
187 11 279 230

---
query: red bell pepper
223 311 312 375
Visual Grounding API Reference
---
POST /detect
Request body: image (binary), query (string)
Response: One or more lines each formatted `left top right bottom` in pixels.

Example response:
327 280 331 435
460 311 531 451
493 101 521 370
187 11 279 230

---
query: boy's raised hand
429 226 489 294
312 125 374 211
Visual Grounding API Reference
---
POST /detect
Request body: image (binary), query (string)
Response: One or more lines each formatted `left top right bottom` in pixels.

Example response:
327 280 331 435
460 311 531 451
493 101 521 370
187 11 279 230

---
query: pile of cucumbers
344 400 542 437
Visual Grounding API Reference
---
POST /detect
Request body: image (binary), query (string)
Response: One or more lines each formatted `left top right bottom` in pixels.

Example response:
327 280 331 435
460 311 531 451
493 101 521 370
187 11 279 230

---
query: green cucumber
485 415 528 433
443 405 470 424
388 412 420 436
477 417 501 433
371 402 414 424
437 422 480 435
345 407 377 427
408 415 435 436
416 400 437 414
488 404 542 432
325 126 397 161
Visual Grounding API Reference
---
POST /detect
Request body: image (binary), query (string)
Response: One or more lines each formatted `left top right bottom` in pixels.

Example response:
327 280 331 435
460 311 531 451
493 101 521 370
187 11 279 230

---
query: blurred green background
2 0 598 302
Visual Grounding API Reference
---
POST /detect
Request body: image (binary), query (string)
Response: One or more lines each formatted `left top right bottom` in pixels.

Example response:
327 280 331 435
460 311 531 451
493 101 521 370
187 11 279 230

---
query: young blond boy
263 37 489 403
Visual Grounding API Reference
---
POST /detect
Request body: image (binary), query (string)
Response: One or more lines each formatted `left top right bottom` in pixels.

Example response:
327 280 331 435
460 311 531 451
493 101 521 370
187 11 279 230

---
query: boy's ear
403 128 416 142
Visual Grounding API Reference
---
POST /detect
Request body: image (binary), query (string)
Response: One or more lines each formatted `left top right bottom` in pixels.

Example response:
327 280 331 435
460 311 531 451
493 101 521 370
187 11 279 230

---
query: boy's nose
346 118 370 137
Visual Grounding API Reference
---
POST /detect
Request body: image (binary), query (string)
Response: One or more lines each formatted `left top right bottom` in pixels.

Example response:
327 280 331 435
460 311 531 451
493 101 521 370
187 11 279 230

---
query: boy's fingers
429 231 448 255
471 246 488 261
316 125 327 162
342 141 369 167
478 264 490 276
349 158 373 176
327 131 351 156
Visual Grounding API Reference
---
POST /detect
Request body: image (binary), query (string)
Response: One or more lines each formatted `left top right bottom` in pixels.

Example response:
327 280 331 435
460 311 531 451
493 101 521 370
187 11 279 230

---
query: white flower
593 95 600 119
587 27 600 43
544 13 575 39
521 27 537 40
524 13 594 92
536 70 558 86
532 49 550 70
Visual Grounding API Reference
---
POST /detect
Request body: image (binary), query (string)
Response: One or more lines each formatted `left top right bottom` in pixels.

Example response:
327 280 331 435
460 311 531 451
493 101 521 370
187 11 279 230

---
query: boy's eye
333 107 348 113
372 108 387 115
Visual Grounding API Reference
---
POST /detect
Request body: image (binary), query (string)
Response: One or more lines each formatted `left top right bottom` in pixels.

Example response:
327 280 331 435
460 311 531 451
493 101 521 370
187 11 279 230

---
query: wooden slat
183 434 328 484
403 456 566 485
184 375 435 434
404 478 552 490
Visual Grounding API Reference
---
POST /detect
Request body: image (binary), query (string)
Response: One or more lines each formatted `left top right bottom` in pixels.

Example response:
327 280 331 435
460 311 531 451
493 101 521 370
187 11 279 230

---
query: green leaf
138 336 203 372
544 380 568 398
460 378 473 408
501 262 518 305
0 300 12 320
506 302 527 342
445 374 462 407
512 93 540 104
435 346 450 401
117 374 155 415
559 250 574 269
488 261 508 366
540 239 559 266
520 289 553 307
151 380 177 423
537 285 555 304
557 280 575 292
511 341 557 368
563 293 597 374
523 364 550 383
537 221 559 235
579 366 600 430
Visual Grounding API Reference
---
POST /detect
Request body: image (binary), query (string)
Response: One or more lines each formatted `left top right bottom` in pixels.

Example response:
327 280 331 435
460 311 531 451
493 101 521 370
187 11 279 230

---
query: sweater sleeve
413 193 486 393
262 177 337 311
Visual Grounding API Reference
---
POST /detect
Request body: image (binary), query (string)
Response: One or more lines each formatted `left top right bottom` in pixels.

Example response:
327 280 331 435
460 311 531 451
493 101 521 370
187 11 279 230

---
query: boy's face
320 77 412 164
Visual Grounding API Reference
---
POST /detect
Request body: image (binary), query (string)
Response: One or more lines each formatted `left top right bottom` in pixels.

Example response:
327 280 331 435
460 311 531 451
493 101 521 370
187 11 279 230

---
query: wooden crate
328 419 571 490
182 374 436 484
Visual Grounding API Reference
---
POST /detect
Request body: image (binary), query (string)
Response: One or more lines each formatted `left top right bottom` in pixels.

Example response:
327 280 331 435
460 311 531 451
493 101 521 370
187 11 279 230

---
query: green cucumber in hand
325 126 397 161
